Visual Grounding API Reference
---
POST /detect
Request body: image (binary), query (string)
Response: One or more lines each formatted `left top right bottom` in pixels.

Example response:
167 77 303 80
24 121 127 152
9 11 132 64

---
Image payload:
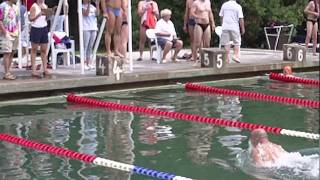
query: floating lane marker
66 94 319 140
269 73 320 86
0 133 192 180
184 82 320 109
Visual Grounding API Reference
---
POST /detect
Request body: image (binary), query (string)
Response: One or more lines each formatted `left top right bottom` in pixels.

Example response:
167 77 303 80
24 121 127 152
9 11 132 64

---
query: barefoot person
29 0 50 77
137 0 159 61
190 0 215 64
183 0 196 60
0 0 19 80
82 0 100 70
219 0 245 63
101 0 123 57
304 0 319 56
155 9 183 63
250 129 288 166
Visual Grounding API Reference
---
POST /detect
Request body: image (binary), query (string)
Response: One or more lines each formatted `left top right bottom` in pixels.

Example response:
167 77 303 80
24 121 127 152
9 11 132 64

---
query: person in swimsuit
101 0 123 57
304 0 319 56
137 0 159 61
183 0 196 60
250 129 288 167
190 0 215 64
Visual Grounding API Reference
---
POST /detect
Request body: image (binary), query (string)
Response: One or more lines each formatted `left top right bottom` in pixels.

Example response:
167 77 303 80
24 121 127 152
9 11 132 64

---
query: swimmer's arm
251 148 263 166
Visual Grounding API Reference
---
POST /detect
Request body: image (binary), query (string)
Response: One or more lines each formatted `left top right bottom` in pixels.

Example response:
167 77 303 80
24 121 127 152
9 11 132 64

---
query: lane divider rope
269 73 320 86
184 83 320 109
0 133 192 180
66 94 319 140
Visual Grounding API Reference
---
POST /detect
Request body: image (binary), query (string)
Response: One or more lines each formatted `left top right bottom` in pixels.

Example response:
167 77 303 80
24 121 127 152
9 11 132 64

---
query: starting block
201 48 227 71
283 44 306 62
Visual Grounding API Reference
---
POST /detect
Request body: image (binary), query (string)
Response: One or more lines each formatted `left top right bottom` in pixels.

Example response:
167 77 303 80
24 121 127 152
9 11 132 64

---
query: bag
143 4 156 29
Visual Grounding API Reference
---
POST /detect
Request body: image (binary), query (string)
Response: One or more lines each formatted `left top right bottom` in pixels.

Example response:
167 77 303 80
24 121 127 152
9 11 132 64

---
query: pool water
0 73 319 180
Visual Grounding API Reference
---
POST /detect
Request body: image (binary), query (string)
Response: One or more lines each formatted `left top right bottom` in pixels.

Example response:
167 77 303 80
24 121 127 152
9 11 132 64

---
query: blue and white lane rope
0 133 192 180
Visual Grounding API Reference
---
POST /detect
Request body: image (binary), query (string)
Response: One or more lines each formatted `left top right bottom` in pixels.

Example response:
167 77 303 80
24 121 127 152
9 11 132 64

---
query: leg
138 25 147 60
192 25 203 62
173 40 183 61
120 24 129 58
305 21 313 51
202 26 211 48
188 25 195 58
114 14 124 58
83 31 91 65
224 44 231 63
88 31 98 66
40 43 49 74
162 41 173 62
105 11 116 56
31 43 39 75
311 22 318 55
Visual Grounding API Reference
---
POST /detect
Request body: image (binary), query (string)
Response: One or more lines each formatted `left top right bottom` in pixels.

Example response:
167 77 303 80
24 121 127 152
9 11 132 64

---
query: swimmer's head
250 129 269 146
283 66 293 75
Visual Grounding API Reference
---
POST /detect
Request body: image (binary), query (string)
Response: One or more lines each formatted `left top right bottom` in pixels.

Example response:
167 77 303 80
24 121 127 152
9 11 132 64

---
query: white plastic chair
50 31 75 70
215 26 223 48
146 29 161 64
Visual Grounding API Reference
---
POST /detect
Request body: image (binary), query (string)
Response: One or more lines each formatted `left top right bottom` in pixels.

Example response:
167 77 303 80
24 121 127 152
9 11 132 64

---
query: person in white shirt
155 9 183 63
82 0 99 70
219 0 245 63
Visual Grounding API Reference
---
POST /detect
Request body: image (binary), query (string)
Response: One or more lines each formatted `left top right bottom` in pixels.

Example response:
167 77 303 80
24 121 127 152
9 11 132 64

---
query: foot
151 58 157 61
114 51 124 58
172 58 181 63
161 59 167 64
84 65 90 70
43 70 51 76
3 73 16 80
192 60 200 67
31 71 41 78
137 57 143 61
231 57 240 63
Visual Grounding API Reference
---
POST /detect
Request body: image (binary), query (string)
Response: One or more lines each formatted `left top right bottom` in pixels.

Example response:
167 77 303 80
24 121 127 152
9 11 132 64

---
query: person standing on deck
304 0 319 56
183 0 196 60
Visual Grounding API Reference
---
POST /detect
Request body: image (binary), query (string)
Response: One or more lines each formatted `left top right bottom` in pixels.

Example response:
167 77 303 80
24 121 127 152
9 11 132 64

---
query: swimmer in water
250 129 288 166
282 65 293 77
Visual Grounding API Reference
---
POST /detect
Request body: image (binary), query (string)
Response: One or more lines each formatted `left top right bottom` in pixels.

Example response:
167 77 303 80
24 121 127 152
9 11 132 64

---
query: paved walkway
0 48 318 99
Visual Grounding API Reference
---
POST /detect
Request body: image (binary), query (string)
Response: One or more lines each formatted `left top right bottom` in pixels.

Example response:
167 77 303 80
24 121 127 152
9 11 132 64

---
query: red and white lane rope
184 83 320 109
0 133 192 180
66 94 319 140
269 73 320 86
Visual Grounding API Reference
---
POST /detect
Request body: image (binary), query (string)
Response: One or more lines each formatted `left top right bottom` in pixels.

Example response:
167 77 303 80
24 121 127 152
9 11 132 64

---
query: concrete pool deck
0 48 319 101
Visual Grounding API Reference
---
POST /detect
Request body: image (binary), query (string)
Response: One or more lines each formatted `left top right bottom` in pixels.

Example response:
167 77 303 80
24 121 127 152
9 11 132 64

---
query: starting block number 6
286 47 293 60
297 49 303 62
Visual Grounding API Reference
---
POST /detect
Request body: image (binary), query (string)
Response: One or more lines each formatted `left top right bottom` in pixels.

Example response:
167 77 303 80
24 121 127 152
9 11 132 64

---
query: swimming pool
0 72 318 180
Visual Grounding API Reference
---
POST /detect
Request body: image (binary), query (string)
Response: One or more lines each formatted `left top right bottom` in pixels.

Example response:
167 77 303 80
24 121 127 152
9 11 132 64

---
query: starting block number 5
216 54 223 69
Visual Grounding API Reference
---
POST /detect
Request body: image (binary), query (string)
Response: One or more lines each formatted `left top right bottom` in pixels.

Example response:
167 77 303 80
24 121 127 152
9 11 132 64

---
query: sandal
3 73 16 80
